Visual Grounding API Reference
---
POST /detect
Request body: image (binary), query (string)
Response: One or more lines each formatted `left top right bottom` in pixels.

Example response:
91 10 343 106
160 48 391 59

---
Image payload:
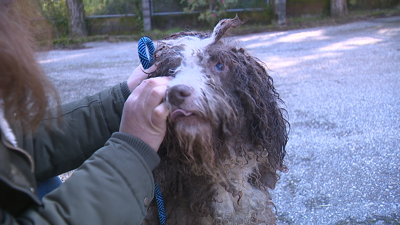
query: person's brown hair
0 0 59 130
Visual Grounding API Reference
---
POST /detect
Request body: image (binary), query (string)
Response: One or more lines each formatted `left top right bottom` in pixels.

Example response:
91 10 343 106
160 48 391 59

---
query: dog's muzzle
167 84 193 107
166 85 198 122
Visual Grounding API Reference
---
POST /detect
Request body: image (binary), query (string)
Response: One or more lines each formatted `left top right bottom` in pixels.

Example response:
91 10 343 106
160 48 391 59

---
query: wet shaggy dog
144 16 289 225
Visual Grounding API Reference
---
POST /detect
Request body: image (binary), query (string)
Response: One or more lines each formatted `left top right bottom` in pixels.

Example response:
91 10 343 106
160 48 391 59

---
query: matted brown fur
144 16 289 225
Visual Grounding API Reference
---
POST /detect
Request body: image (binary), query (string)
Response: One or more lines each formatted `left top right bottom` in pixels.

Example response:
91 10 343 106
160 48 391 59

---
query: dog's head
149 16 289 189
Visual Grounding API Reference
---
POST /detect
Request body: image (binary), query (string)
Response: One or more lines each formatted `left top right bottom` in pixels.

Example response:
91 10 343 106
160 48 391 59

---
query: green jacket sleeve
21 82 131 181
1 133 160 225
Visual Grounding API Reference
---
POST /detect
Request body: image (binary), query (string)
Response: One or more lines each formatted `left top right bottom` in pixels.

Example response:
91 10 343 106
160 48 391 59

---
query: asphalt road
38 16 400 224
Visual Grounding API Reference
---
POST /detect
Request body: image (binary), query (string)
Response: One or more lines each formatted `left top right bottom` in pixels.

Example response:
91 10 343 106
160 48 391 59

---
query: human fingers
127 64 158 92
143 85 169 118
120 93 164 151
120 77 172 151
131 76 171 102
152 101 170 127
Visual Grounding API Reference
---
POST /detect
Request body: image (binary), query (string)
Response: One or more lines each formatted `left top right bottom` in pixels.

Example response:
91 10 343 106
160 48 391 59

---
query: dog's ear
211 15 243 43
227 48 289 173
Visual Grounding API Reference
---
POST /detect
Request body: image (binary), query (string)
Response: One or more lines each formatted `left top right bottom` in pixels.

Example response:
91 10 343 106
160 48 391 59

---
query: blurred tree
39 0 69 38
275 0 286 25
82 0 144 32
83 0 137 15
142 0 151 31
181 0 238 24
66 0 87 37
330 0 347 16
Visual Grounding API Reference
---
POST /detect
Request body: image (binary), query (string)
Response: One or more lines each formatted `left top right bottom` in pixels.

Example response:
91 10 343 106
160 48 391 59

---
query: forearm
2 134 160 225
31 82 131 181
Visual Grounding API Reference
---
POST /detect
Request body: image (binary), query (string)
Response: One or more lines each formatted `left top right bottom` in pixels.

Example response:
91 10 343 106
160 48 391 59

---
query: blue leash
138 36 155 70
154 183 166 225
138 37 166 225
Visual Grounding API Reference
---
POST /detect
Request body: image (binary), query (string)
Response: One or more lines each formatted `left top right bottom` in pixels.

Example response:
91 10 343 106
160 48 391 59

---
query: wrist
112 132 161 170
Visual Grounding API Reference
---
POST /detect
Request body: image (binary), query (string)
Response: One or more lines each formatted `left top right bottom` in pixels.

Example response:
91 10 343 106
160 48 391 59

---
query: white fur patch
165 36 213 108
0 100 18 147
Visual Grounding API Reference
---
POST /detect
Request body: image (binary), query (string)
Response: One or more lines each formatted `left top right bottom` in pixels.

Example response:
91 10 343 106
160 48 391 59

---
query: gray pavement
38 16 400 224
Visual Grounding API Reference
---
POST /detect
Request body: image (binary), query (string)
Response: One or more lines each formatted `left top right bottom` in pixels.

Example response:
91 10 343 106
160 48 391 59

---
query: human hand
120 76 171 151
127 64 157 92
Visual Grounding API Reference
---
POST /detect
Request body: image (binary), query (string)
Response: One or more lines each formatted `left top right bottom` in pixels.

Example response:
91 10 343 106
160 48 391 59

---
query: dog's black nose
168 85 192 106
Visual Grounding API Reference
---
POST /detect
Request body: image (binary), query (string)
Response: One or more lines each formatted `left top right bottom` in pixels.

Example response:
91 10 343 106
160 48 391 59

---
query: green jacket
0 82 160 224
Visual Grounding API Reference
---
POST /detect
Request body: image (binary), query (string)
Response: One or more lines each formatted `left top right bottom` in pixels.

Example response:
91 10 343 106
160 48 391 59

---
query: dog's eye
215 63 225 71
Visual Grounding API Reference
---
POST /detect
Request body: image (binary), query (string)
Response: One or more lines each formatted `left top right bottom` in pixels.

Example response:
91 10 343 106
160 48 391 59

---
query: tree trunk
331 0 348 17
142 0 151 31
277 0 286 25
273 0 286 25
66 0 87 37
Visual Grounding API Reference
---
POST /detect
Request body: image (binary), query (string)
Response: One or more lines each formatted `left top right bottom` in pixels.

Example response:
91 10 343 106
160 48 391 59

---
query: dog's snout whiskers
168 85 193 106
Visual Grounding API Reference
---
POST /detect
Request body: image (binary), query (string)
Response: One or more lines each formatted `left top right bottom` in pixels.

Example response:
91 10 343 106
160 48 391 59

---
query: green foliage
152 0 185 13
180 0 272 25
39 0 69 38
83 0 143 32
132 0 144 32
52 37 85 45
234 0 272 8
83 0 136 15
347 0 400 10
181 0 238 24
